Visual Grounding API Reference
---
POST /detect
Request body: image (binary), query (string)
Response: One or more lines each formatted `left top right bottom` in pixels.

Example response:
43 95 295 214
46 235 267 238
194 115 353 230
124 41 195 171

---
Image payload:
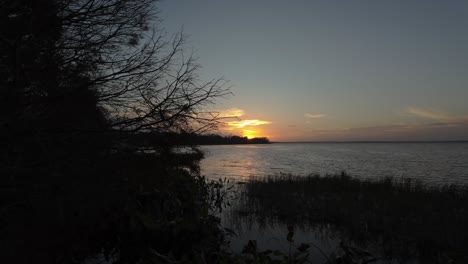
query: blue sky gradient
159 0 468 141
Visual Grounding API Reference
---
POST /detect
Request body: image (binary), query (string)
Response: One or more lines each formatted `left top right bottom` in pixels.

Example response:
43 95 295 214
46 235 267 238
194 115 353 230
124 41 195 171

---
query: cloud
215 108 245 118
303 122 468 141
227 119 272 128
304 113 326 119
406 107 468 122
213 108 271 131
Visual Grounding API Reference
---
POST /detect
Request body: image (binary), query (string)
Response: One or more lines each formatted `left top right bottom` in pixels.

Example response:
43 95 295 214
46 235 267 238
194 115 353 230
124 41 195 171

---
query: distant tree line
126 132 270 147
194 134 270 145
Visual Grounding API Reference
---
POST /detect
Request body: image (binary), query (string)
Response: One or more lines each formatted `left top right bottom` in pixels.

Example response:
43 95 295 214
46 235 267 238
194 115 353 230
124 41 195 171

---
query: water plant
232 172 468 262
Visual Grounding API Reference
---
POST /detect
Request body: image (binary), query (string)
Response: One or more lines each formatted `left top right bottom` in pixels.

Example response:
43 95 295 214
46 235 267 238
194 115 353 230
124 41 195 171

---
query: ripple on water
200 142 468 185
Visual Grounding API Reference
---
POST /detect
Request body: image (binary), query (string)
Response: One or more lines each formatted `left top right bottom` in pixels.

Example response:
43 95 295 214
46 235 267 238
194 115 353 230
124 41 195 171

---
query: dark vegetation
127 132 270 147
0 0 233 263
1 154 229 263
2 0 464 263
192 134 270 145
233 173 468 263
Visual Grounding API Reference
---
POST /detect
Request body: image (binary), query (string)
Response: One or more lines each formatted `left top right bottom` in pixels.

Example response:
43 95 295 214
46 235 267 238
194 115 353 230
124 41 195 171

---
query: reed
233 172 468 262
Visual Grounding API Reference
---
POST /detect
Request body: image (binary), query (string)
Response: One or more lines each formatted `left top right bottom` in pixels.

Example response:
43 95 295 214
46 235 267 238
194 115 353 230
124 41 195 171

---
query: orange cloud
215 108 271 137
227 119 272 128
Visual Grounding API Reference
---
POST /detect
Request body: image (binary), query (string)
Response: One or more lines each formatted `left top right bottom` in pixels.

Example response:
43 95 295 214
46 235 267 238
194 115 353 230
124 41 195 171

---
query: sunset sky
160 0 468 141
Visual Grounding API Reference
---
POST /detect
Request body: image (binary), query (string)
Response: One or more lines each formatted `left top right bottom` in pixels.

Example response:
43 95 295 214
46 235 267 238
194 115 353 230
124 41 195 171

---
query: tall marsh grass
233 172 468 262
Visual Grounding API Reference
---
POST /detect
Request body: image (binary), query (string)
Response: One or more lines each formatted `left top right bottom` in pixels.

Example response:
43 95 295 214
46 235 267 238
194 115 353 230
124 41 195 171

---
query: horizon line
272 140 468 143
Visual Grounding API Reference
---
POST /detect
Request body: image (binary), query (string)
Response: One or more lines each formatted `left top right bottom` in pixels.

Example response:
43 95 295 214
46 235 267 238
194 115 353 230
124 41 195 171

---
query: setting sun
242 129 257 139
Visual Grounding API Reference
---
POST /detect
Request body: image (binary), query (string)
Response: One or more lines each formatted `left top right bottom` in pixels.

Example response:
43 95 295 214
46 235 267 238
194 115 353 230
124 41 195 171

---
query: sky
158 0 468 141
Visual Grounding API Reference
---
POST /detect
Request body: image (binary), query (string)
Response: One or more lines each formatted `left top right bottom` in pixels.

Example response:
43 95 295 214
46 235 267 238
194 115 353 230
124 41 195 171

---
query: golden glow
242 129 257 139
227 119 272 128
216 108 272 139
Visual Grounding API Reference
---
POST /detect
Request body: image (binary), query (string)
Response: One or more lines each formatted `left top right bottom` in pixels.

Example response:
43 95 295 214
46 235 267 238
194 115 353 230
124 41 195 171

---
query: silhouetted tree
0 1 229 263
0 0 229 172
57 0 229 134
0 0 109 175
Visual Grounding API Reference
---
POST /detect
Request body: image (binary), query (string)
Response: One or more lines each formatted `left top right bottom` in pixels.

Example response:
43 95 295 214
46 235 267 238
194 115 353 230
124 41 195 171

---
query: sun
242 129 257 139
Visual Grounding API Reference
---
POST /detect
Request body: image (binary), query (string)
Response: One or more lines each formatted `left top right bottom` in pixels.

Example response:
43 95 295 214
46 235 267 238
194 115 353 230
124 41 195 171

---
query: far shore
273 140 468 143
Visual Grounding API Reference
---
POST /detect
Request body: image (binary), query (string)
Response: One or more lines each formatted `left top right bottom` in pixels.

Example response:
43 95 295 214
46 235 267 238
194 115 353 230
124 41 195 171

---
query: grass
232 172 468 262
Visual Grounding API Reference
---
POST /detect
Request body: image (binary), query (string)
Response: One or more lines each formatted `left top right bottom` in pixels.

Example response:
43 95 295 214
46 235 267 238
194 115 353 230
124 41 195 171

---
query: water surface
203 142 468 262
201 142 468 185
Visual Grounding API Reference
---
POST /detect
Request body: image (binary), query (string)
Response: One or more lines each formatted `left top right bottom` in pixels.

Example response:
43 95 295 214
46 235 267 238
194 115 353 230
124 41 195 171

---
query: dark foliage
191 134 270 145
125 132 270 147
0 0 230 263
1 153 229 263
235 173 468 263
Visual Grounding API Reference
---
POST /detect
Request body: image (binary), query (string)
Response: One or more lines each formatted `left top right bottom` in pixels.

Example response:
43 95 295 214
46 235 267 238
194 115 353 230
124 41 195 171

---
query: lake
201 143 468 262
201 142 468 185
